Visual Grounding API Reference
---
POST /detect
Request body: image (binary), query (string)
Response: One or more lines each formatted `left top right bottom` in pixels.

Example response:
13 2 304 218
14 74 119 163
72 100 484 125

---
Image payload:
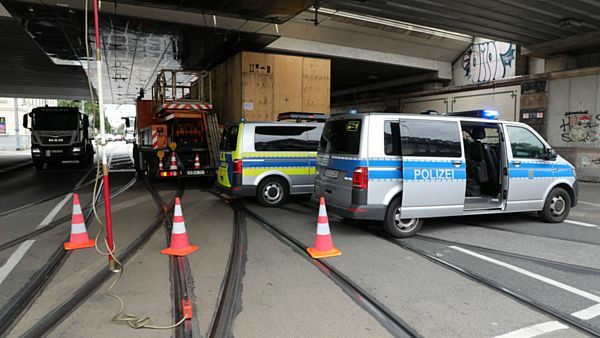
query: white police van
314 110 578 238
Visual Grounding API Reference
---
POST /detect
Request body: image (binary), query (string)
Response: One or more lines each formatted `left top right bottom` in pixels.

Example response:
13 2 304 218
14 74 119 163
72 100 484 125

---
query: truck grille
41 136 71 144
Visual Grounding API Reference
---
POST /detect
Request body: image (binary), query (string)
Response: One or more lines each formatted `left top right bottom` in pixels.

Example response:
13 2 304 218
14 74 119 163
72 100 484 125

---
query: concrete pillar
544 55 577 73
14 98 20 150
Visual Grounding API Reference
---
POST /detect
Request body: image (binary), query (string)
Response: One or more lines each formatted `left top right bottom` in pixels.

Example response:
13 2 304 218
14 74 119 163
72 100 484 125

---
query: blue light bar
482 110 499 119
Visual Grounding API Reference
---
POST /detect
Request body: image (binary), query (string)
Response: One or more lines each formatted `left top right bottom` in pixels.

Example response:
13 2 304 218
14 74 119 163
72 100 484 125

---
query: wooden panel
136 99 155 129
273 54 303 114
302 57 330 114
242 51 274 121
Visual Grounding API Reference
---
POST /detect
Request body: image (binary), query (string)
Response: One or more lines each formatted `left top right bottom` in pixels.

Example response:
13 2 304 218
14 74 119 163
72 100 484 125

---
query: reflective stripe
172 221 186 234
71 222 87 234
316 222 330 235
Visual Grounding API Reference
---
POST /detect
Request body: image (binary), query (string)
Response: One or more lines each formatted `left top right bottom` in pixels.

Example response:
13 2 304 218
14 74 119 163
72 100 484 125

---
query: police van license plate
324 169 339 178
187 170 205 175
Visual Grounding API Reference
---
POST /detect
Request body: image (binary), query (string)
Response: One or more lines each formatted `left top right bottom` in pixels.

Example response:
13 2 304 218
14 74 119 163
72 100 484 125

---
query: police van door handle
513 161 522 167
451 160 462 167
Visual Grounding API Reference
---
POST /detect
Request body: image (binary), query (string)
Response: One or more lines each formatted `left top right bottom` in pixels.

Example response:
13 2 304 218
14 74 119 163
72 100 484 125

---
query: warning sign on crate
248 63 272 75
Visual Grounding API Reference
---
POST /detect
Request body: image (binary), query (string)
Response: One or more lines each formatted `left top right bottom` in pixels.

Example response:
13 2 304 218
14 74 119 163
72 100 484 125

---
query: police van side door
504 124 554 211
400 118 466 218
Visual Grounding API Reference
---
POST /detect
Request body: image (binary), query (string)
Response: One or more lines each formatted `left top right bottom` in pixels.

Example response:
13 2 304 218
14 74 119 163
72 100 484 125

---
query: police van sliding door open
399 119 467 218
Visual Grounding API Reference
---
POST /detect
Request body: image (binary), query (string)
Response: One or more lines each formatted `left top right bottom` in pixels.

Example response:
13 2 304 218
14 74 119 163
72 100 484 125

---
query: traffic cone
307 197 341 259
64 193 95 251
194 153 201 169
161 197 199 256
169 152 178 171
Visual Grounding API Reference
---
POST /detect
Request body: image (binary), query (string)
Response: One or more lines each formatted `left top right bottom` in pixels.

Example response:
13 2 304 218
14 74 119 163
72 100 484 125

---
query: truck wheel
383 197 423 238
538 187 571 223
257 177 288 207
34 160 44 170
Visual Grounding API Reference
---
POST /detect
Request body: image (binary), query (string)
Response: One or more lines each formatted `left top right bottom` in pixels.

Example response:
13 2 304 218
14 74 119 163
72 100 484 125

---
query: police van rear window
220 125 239 151
319 119 361 155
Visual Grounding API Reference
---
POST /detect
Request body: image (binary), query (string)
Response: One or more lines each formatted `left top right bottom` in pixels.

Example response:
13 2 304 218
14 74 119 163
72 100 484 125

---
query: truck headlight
73 146 81 153
32 148 40 153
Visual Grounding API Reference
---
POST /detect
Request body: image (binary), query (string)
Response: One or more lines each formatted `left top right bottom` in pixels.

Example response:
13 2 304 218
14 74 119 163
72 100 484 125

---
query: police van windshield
319 119 361 155
33 110 79 131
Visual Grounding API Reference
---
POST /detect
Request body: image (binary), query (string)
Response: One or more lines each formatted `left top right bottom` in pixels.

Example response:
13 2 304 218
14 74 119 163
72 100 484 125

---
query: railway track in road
241 202 420 338
0 175 185 336
287 200 600 336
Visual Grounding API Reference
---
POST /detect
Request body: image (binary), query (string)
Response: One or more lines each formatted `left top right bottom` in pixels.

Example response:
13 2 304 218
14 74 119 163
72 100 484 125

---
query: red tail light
233 159 243 175
352 167 368 189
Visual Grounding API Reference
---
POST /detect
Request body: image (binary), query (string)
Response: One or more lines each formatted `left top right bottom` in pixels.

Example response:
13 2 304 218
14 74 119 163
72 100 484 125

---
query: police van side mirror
544 148 557 161
22 114 28 129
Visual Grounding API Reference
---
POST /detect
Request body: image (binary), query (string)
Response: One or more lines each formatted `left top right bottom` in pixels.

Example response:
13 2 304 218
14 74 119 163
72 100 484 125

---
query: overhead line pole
93 0 117 272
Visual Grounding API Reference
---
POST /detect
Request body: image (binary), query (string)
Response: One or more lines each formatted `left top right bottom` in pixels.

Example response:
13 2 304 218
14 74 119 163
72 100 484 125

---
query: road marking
450 246 600 303
579 201 600 208
494 321 568 338
564 219 599 228
572 304 600 320
0 171 92 286
0 241 35 285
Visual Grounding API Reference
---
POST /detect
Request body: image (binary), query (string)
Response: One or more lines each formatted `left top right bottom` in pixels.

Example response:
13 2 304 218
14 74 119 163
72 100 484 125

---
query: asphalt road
1 145 599 337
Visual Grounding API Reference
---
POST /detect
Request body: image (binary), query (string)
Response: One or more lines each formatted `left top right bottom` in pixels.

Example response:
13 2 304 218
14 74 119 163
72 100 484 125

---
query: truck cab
23 107 94 170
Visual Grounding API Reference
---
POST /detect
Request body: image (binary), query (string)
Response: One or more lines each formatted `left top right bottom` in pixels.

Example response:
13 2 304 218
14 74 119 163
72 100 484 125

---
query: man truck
23 106 94 170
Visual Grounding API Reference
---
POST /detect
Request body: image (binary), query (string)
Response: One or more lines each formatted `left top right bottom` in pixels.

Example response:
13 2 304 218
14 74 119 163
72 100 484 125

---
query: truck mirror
83 116 89 128
125 119 130 128
22 114 28 129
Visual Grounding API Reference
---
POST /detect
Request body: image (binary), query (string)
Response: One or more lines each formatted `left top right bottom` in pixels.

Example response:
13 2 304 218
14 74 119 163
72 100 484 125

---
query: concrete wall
546 73 600 182
452 38 517 86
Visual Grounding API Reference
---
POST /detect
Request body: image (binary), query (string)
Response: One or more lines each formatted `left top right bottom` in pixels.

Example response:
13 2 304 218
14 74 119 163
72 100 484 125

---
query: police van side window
384 121 401 155
507 126 545 159
400 120 461 157
254 126 318 151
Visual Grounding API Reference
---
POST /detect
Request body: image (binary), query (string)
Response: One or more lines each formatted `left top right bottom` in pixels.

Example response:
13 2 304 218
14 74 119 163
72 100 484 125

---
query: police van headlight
73 146 81 153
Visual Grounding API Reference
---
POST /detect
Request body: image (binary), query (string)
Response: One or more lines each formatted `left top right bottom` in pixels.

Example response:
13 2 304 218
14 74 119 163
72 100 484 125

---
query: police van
217 113 326 206
314 110 578 238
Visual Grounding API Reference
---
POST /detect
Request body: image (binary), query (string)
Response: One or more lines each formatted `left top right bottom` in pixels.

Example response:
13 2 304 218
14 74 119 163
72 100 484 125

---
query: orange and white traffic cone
64 193 95 251
169 152 178 173
307 197 341 259
194 153 201 169
161 197 199 256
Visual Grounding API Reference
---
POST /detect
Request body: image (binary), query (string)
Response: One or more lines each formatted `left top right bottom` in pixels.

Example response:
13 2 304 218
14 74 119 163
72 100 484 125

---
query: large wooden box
211 51 330 123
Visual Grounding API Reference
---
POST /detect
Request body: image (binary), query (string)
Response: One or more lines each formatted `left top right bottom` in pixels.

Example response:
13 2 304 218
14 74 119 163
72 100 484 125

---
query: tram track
0 175 182 336
242 201 420 338
285 200 600 336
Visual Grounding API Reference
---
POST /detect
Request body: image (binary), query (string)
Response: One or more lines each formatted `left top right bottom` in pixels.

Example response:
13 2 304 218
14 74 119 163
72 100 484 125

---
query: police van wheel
257 177 288 207
539 187 571 223
383 199 423 238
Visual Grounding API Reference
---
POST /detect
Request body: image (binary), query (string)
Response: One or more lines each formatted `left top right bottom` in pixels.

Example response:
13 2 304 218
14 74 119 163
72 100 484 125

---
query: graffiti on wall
581 154 600 169
462 41 515 84
560 110 600 142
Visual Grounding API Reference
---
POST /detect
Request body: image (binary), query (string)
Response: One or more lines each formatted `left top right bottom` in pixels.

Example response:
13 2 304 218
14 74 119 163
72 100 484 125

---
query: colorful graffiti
462 41 515 84
560 110 600 142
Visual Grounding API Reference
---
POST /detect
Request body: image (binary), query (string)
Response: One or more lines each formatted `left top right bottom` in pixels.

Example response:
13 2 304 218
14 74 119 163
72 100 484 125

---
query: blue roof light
482 110 499 120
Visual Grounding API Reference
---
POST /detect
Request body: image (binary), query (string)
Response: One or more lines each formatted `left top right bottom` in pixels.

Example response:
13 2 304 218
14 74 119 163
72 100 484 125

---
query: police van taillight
233 159 243 175
352 167 368 189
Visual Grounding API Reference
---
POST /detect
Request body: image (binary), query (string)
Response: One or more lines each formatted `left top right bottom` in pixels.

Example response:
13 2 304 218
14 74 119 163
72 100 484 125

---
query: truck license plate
187 170 205 175
324 169 339 178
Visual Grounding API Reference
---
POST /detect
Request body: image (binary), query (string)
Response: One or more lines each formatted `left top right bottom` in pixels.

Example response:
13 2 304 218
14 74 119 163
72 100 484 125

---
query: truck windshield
33 111 79 131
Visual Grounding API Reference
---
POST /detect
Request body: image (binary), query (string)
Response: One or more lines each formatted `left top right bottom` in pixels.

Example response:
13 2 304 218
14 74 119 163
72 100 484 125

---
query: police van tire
539 187 571 223
257 177 288 207
383 198 423 238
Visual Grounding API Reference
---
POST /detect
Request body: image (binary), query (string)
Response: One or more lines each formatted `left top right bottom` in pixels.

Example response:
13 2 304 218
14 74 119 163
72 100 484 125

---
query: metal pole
14 98 21 150
93 0 117 272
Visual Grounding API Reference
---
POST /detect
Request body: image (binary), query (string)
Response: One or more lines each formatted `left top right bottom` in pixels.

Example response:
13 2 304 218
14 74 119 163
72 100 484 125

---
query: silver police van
315 110 578 238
